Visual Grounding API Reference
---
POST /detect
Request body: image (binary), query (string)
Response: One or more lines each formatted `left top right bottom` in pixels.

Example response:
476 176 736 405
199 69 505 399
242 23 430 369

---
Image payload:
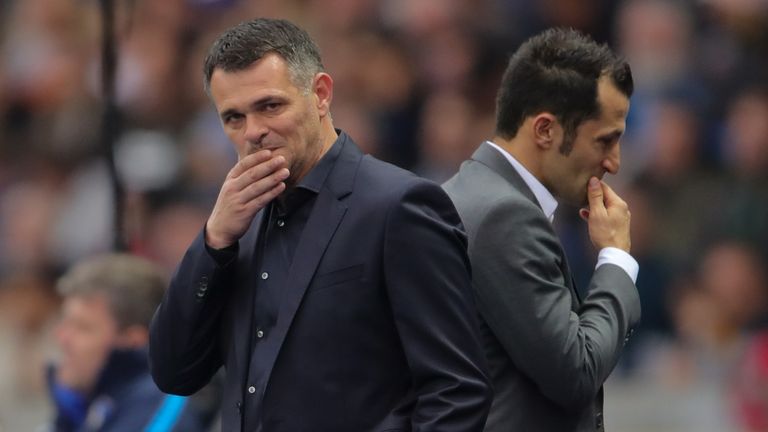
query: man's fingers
599 181 622 205
242 181 287 213
587 177 606 214
232 155 287 190
239 168 290 203
600 181 630 213
256 182 287 207
228 150 274 179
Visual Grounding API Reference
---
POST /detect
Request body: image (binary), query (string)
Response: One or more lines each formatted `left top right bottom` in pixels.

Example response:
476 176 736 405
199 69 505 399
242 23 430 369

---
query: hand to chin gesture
580 177 631 253
205 150 289 249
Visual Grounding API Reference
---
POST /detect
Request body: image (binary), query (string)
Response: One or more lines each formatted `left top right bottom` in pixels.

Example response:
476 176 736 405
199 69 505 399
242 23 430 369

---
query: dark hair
495 28 633 153
57 254 166 330
203 18 324 95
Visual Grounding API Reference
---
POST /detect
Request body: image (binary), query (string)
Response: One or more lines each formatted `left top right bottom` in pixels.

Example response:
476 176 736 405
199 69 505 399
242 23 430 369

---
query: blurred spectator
615 181 673 370
733 332 768 432
0 272 58 431
415 90 476 182
670 242 768 430
631 97 720 270
616 0 698 94
712 87 768 259
141 200 209 275
44 253 217 431
605 241 767 431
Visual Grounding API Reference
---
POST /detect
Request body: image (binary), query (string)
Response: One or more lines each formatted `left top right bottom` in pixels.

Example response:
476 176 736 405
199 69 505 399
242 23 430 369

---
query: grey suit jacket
443 142 641 431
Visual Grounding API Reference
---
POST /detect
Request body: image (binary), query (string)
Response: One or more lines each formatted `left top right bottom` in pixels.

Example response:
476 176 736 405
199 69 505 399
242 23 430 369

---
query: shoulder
110 373 166 414
108 377 204 432
344 156 464 235
354 155 448 204
358 155 425 188
444 160 542 235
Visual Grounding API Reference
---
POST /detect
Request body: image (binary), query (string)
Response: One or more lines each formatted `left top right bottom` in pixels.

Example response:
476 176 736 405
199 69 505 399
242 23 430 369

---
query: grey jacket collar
470 142 542 212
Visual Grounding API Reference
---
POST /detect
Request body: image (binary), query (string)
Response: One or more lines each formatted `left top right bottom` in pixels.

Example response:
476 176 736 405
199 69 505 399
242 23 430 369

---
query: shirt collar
485 140 558 222
297 132 343 193
276 132 343 216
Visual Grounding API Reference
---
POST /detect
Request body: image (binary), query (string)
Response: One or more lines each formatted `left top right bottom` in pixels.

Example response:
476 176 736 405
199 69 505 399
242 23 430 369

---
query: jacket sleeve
149 229 233 395
382 178 493 431
472 199 640 410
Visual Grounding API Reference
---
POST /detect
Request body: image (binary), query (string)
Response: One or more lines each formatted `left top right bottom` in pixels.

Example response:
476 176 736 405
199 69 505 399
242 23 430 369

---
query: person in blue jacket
45 253 217 432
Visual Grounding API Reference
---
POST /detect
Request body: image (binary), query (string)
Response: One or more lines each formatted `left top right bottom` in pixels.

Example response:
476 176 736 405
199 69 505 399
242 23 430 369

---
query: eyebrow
219 95 285 119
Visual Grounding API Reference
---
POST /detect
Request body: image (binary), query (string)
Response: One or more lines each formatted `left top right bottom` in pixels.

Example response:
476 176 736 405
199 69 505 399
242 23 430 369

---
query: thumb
587 177 606 213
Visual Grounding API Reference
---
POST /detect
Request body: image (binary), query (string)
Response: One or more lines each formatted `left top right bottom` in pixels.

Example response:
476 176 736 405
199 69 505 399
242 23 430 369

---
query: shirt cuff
205 241 238 267
203 226 239 267
596 247 638 284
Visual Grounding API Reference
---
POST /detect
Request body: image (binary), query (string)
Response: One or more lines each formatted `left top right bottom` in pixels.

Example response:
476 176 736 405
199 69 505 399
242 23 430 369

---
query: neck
319 119 338 157
491 135 544 181
288 120 338 190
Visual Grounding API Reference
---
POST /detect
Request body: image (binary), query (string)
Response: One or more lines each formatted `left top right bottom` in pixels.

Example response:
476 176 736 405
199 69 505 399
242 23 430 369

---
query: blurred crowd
0 0 767 430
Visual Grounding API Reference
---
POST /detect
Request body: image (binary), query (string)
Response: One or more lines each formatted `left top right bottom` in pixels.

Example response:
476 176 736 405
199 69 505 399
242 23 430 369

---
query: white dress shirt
486 141 638 283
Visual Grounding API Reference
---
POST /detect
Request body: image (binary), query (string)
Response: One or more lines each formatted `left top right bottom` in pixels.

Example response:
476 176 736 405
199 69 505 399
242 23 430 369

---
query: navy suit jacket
149 133 492 431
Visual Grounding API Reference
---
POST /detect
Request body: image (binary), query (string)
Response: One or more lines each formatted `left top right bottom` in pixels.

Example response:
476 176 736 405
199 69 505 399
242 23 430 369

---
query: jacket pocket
311 264 364 291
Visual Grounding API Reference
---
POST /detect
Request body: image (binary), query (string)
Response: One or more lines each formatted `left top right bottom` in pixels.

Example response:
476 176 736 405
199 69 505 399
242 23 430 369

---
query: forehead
209 53 299 104
63 294 112 322
592 75 630 129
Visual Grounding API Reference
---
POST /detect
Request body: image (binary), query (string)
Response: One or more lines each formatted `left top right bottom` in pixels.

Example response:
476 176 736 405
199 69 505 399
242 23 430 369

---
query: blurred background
0 0 767 430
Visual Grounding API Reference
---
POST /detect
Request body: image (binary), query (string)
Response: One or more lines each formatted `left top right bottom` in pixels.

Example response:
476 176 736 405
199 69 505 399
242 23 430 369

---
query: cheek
231 139 249 160
271 147 295 165
73 329 113 360
57 329 108 381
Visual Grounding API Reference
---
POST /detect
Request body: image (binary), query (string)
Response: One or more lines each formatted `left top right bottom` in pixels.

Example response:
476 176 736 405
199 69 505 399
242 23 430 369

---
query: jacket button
248 386 256 394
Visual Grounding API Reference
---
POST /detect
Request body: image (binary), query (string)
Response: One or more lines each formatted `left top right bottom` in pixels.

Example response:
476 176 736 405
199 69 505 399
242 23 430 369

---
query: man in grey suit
443 28 641 431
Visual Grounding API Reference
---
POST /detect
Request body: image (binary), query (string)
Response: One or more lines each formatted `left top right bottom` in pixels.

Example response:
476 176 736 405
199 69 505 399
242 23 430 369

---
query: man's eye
224 114 243 124
263 103 281 112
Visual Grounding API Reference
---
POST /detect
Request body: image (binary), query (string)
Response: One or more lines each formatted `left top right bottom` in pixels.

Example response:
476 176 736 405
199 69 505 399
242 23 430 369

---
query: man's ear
313 72 334 118
531 113 559 150
115 325 149 349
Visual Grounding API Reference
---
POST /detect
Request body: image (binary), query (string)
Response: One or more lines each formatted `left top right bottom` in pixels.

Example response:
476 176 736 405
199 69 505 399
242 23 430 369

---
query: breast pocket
311 264 365 291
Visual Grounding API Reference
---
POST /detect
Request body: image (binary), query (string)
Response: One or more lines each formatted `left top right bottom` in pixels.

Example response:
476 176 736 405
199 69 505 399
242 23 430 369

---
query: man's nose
603 144 621 175
244 115 268 144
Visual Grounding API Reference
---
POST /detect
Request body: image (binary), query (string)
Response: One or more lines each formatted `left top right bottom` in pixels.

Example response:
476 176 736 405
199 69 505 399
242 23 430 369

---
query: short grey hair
56 254 166 330
203 18 325 95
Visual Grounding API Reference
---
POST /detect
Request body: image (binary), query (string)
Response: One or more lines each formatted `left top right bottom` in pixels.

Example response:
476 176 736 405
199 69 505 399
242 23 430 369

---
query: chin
578 193 589 207
559 190 586 207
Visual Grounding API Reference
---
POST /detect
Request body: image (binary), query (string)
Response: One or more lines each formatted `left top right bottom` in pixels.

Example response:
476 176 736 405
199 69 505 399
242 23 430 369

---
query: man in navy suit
149 18 491 432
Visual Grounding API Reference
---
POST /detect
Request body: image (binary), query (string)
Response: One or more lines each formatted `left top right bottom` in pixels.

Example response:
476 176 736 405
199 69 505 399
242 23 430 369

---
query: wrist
597 242 630 253
204 223 235 249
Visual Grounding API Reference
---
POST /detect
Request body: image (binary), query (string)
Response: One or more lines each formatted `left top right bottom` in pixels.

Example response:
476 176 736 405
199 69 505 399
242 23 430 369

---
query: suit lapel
471 142 582 306
260 192 346 375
